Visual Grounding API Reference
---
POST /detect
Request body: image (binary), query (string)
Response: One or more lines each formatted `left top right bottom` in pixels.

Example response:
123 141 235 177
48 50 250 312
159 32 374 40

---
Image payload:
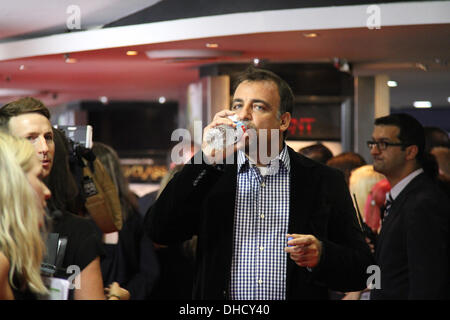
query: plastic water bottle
204 115 248 151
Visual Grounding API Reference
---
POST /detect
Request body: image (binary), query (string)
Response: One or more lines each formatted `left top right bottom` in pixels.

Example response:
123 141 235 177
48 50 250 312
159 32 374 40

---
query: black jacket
371 172 450 300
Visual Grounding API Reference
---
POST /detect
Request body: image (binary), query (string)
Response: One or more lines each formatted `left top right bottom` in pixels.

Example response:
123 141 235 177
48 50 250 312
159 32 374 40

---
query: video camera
53 125 93 149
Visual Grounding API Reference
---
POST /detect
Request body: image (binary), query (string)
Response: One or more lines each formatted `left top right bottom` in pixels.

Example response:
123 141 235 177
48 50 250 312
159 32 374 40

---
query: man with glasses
368 113 450 299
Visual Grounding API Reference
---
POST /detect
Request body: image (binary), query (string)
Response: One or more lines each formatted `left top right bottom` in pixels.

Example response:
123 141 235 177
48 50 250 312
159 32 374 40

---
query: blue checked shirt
229 145 290 300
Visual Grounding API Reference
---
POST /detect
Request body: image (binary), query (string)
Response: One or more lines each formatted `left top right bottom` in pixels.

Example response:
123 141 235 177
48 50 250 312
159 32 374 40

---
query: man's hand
285 234 322 268
202 109 247 165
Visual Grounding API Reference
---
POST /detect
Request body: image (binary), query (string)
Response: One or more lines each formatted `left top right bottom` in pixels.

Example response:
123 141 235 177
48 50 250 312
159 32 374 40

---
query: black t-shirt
51 211 105 279
11 274 37 300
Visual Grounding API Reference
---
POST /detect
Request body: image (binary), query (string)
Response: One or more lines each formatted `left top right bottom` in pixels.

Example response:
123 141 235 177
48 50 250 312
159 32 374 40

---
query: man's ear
405 144 419 161
280 112 291 133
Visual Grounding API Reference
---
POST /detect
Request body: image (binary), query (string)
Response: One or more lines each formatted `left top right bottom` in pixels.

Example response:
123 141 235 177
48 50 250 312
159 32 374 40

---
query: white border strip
0 1 449 61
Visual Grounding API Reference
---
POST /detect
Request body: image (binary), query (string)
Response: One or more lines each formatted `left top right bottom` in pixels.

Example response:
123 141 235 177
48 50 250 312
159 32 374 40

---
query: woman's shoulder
0 251 14 300
0 251 10 277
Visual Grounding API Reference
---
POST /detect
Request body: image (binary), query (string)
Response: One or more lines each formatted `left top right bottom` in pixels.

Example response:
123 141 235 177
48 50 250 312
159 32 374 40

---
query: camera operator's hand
202 109 248 165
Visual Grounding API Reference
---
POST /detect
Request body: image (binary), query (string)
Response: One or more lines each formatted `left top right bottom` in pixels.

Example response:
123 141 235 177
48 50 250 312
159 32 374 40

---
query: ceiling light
413 101 432 108
447 97 450 103
146 49 242 59
303 33 318 38
65 58 77 63
387 81 397 87
206 43 219 48
253 58 260 66
99 96 108 104
0 89 39 97
19 65 25 71
126 50 138 56
158 96 166 104
64 53 77 63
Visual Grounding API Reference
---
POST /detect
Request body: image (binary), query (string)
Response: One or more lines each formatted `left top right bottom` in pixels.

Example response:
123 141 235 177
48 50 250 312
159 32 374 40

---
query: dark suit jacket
371 172 450 300
145 147 374 299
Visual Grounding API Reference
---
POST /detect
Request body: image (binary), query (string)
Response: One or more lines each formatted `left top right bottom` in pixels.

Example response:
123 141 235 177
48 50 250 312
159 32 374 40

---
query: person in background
424 126 450 153
92 142 159 300
430 146 450 197
349 165 387 234
326 152 367 185
342 165 388 300
369 113 450 299
324 152 367 300
0 132 50 299
0 97 105 300
362 178 391 235
297 143 333 164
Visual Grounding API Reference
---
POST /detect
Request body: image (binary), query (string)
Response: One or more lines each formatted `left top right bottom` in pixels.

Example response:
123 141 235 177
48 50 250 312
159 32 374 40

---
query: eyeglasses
366 140 405 151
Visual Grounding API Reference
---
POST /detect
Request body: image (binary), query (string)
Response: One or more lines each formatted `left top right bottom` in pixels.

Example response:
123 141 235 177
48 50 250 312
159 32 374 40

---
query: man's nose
370 145 380 156
237 104 252 121
36 136 49 154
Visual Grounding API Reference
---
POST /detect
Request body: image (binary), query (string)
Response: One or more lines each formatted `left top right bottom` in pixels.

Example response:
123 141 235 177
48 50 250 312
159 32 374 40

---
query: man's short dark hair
232 66 294 116
298 143 333 164
0 97 50 131
424 126 450 152
326 152 367 185
374 113 425 164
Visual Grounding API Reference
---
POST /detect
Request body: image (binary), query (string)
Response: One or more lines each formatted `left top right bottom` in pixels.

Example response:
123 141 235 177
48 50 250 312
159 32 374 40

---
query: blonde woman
343 165 387 300
349 164 386 225
0 132 51 299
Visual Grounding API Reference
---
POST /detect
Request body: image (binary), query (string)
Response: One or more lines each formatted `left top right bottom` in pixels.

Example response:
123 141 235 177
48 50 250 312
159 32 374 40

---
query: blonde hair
349 165 386 220
0 132 48 294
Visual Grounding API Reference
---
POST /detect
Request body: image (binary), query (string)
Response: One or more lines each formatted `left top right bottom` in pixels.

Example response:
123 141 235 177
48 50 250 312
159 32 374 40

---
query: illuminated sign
288 104 341 141
288 117 316 136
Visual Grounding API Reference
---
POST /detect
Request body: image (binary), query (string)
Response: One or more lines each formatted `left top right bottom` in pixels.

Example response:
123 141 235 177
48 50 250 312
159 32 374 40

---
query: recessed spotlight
64 53 77 63
99 96 108 104
19 65 25 71
126 50 138 56
413 101 432 108
206 43 219 48
387 81 398 87
253 58 260 66
65 57 77 63
303 32 318 38
159 96 166 104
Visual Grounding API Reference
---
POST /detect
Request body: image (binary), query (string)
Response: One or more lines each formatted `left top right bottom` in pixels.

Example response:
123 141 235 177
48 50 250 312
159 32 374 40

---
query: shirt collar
237 144 290 175
389 168 424 200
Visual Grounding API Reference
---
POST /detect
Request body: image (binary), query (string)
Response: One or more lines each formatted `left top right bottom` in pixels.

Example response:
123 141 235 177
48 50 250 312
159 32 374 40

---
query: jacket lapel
286 147 319 294
287 147 318 234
